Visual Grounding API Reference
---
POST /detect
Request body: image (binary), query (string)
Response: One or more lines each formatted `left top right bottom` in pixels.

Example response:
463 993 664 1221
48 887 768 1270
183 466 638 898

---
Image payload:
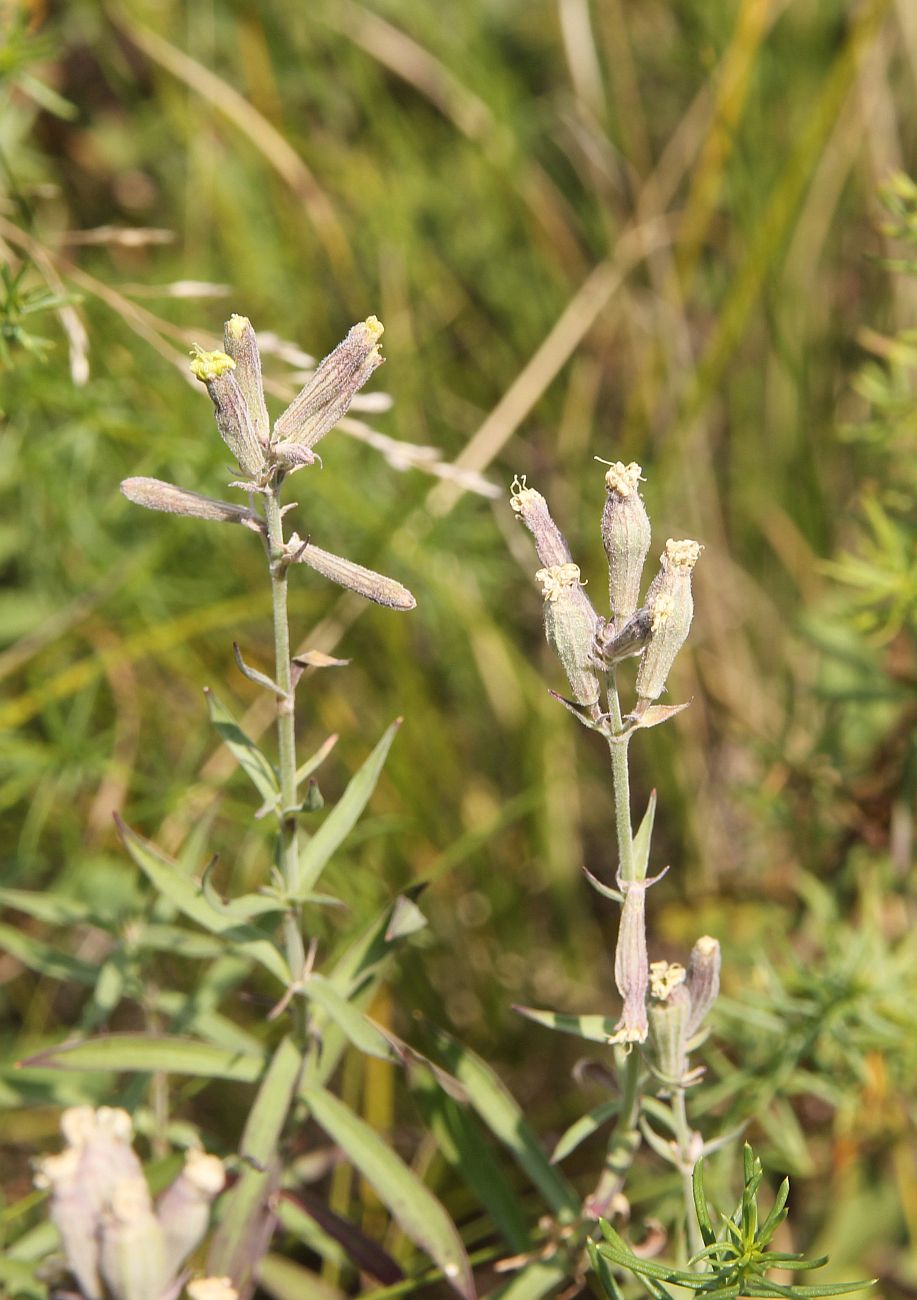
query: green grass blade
301 1082 475 1300
410 1061 531 1253
424 1025 580 1220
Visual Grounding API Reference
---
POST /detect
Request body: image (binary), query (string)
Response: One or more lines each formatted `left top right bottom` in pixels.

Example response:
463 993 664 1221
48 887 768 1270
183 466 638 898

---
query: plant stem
605 670 635 881
588 1048 642 1218
671 1088 704 1262
264 486 305 985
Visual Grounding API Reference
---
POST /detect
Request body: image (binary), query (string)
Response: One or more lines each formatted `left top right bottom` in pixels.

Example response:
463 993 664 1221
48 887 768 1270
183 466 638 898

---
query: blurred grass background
1 0 915 1291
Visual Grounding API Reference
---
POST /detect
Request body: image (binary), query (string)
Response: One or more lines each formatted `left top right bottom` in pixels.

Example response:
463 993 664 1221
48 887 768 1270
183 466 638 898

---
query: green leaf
295 732 339 785
257 1253 346 1300
301 1082 474 1300
305 890 426 1087
205 688 280 806
692 1158 717 1247
302 974 394 1061
0 887 98 926
424 1026 580 1220
758 1176 791 1245
20 1033 265 1081
632 789 657 878
209 1037 303 1290
586 1239 628 1300
0 922 98 985
513 1005 617 1044
201 857 286 921
410 1062 531 1253
297 719 401 892
116 817 290 985
385 893 428 940
551 1099 619 1163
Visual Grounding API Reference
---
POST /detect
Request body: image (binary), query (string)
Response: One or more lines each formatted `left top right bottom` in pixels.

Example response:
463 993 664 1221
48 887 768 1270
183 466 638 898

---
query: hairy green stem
264 487 305 985
671 1089 704 1262
605 671 635 881
588 1048 642 1218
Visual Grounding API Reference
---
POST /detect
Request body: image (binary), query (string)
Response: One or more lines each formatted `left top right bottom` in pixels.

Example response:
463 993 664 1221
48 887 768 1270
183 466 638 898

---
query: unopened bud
647 962 691 1085
601 462 651 631
535 563 601 712
686 935 721 1036
635 539 701 705
223 315 269 446
273 316 384 451
509 478 573 567
190 348 266 481
99 1176 169 1300
287 536 416 611
121 478 264 533
157 1150 226 1273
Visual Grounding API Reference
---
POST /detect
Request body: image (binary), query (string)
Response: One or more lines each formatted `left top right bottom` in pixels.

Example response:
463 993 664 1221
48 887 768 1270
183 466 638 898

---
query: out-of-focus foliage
1 0 915 1295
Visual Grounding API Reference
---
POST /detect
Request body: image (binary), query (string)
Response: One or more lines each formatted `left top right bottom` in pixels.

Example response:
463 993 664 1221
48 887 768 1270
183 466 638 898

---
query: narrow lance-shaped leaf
300 975 394 1062
304 890 427 1087
301 1082 475 1300
204 690 280 807
296 719 401 893
20 1035 265 1082
513 1006 619 1044
115 817 290 986
632 789 657 880
551 1099 620 1164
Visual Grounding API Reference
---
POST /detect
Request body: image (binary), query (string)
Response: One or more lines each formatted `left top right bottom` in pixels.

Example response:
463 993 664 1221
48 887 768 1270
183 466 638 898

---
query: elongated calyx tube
223 314 269 446
35 1108 225 1300
686 934 721 1035
635 538 702 706
273 316 384 455
510 477 573 567
647 960 691 1085
535 562 602 713
602 461 651 632
190 347 266 481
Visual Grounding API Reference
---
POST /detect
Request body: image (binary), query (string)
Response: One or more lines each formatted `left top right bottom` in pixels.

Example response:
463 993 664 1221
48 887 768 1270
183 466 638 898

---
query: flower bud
647 960 691 1085
157 1150 226 1273
535 563 601 712
686 934 721 1036
223 315 269 446
273 316 384 451
610 878 650 1044
99 1176 169 1300
190 348 266 481
121 478 264 532
635 539 701 705
509 478 573 567
601 462 651 631
287 535 416 610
